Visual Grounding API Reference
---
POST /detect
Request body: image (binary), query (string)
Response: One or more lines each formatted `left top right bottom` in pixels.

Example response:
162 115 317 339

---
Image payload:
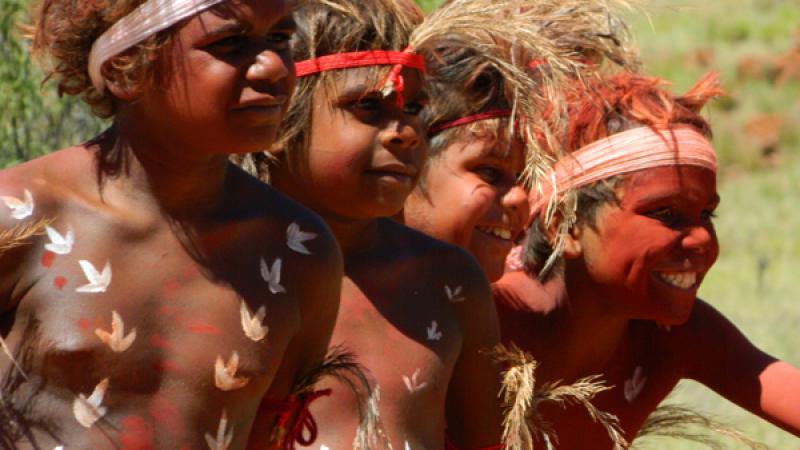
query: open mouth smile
654 271 698 290
476 226 513 241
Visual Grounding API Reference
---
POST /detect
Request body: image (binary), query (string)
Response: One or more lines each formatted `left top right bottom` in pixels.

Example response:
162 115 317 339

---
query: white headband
530 125 717 220
88 0 225 92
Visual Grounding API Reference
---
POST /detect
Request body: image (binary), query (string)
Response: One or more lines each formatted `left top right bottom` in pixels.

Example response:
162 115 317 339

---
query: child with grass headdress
0 0 343 448
235 0 586 448
493 71 800 448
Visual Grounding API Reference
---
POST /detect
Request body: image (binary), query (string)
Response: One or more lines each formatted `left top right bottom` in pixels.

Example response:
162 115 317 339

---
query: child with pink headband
493 72 800 447
0 0 343 448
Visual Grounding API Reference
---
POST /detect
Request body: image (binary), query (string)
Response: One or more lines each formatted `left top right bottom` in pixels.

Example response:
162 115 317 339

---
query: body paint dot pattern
72 378 110 428
624 365 647 403
286 222 318 255
240 300 269 342
205 410 234 450
76 260 112 293
426 320 442 341
95 311 137 353
444 285 465 303
260 257 286 294
1 189 34 220
214 351 250 391
402 368 428 394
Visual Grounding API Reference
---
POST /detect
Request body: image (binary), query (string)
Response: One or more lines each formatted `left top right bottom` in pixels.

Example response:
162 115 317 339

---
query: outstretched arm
684 299 800 435
446 253 505 449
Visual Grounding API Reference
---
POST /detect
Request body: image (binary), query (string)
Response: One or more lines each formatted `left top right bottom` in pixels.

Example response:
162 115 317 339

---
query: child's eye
353 97 382 111
403 102 425 116
701 209 717 222
266 31 293 47
208 35 245 51
475 166 501 184
646 207 679 225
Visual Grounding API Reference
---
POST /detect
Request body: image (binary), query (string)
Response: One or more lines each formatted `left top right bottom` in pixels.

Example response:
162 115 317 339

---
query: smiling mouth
476 226 513 241
655 271 698 290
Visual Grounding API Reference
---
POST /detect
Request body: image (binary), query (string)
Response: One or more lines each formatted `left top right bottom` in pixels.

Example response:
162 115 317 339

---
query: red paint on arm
40 251 55 268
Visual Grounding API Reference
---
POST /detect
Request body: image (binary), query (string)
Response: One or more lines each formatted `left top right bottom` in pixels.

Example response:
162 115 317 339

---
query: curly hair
29 0 174 118
524 71 725 277
236 0 424 181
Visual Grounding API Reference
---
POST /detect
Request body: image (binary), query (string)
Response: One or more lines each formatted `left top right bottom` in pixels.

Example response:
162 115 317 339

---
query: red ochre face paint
40 251 55 268
120 415 155 450
53 276 67 290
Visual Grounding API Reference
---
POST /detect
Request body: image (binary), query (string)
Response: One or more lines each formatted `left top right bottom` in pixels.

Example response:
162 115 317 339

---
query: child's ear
544 218 583 260
103 69 139 102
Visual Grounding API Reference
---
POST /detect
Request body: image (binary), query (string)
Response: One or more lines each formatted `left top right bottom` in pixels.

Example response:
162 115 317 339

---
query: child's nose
246 51 291 83
682 224 716 254
382 121 421 153
502 184 530 229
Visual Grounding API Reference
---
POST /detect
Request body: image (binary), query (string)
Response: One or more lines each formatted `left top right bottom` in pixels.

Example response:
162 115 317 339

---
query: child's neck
541 266 632 382
98 120 230 219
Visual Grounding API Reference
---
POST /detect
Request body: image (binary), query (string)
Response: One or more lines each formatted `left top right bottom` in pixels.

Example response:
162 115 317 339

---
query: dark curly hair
30 0 174 118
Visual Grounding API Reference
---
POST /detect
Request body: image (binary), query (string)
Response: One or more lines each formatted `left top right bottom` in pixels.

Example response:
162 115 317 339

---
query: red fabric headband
428 109 513 134
294 50 426 77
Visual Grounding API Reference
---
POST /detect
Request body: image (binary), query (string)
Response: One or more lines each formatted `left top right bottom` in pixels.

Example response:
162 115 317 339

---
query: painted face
277 67 427 220
574 165 720 325
135 0 296 157
404 135 529 281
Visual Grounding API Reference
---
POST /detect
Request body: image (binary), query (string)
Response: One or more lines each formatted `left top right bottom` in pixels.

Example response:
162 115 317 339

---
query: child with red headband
493 72 800 447
235 0 580 448
0 0 342 448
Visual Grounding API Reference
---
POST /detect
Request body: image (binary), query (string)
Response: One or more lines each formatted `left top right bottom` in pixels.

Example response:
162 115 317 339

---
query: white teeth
657 271 697 289
479 227 512 240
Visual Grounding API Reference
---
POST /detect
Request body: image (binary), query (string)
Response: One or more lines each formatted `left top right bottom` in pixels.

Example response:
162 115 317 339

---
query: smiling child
0 0 342 448
236 0 571 448
493 72 800 447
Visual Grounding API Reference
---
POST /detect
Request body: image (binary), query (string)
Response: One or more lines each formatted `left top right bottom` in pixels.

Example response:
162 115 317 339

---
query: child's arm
683 299 800 435
246 228 343 450
446 253 505 449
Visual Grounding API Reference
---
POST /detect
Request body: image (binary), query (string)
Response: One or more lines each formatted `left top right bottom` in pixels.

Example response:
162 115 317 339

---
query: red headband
428 109 512 134
295 50 426 107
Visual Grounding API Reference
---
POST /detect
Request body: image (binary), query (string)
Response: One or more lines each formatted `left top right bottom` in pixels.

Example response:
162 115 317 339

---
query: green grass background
1 0 798 447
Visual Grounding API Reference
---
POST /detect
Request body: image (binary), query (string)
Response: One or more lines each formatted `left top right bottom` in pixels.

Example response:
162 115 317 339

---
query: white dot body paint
72 378 109 428
623 365 647 403
205 409 234 450
1 189 34 220
214 352 250 391
76 260 112 293
240 300 268 342
426 320 442 341
444 285 465 303
402 368 428 394
286 222 318 255
260 257 286 294
44 225 75 255
95 311 137 353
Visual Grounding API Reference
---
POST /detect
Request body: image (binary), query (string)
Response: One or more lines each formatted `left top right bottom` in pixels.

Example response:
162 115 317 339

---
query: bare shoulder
378 218 490 298
0 147 93 309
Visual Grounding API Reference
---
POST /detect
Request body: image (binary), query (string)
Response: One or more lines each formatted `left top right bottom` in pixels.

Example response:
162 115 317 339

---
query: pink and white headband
529 125 717 222
88 0 225 92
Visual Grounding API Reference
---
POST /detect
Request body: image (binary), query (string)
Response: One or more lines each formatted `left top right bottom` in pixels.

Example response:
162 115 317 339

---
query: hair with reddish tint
524 71 725 276
29 0 175 118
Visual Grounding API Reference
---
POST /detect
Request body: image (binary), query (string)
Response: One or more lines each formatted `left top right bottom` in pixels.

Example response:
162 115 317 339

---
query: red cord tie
295 49 426 107
428 109 513 134
263 388 333 450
